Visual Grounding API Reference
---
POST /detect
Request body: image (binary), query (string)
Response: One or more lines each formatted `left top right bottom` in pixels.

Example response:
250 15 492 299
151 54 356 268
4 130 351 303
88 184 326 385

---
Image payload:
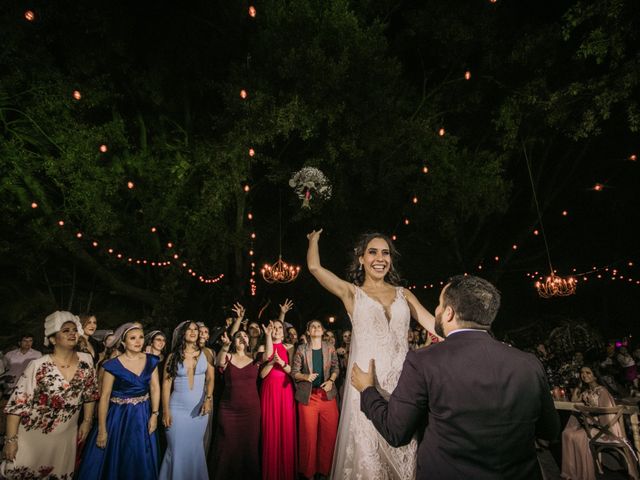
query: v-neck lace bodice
332 285 417 479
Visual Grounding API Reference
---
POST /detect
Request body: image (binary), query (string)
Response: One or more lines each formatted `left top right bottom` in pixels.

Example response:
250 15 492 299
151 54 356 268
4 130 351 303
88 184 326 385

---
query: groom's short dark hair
443 275 500 327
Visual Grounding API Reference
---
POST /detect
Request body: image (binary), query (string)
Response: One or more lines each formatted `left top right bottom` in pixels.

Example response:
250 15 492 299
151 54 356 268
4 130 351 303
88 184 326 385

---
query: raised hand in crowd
229 302 246 336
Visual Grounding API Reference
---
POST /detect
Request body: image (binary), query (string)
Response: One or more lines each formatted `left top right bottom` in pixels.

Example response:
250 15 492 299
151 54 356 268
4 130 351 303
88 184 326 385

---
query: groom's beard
434 312 445 338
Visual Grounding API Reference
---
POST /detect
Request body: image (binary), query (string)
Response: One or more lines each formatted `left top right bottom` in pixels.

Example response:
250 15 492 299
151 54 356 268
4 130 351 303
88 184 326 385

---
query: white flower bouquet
288 167 332 209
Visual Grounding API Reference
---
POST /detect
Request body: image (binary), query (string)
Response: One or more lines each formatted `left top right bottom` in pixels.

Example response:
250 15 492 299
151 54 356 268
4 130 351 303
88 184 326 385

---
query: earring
359 263 363 271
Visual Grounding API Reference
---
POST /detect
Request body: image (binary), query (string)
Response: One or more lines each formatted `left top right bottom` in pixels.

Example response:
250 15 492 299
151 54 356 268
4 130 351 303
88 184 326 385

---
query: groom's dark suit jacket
360 330 560 480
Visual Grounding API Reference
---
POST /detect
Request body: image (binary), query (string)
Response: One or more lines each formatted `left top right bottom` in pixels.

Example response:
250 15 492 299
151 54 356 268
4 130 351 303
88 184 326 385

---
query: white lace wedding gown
331 286 417 479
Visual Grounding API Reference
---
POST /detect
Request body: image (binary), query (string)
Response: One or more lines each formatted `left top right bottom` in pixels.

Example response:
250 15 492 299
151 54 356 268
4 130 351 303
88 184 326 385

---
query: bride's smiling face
360 237 391 281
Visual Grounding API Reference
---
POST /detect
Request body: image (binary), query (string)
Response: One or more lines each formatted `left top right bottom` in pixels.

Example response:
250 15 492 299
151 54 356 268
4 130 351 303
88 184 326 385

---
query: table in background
554 399 640 452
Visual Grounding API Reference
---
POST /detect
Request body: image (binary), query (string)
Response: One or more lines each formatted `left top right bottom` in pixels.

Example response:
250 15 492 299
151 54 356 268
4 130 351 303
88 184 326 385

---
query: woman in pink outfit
260 319 297 480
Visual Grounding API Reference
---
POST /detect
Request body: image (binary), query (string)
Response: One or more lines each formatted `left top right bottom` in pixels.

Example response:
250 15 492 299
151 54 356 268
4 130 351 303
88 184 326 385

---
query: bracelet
4 435 18 445
151 411 159 416
205 395 213 400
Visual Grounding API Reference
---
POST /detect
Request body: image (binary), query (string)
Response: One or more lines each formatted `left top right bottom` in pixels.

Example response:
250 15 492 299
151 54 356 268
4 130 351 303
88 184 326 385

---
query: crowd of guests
0 300 440 480
3 304 639 480
531 341 640 479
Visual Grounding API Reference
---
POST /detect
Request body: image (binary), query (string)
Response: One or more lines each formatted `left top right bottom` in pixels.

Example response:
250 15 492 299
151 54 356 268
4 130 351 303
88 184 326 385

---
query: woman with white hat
1 311 99 479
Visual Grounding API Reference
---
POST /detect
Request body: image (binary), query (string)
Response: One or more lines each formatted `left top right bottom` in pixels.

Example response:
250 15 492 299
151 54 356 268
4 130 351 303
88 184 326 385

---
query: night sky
1 0 639 346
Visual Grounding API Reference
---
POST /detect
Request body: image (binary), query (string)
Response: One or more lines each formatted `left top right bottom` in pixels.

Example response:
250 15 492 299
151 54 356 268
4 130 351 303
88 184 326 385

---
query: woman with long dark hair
307 229 439 479
159 321 214 480
561 365 632 480
78 314 104 365
209 330 261 478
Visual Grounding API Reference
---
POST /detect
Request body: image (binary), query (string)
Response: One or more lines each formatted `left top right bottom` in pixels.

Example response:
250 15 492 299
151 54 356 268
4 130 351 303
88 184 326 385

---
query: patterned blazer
291 341 339 404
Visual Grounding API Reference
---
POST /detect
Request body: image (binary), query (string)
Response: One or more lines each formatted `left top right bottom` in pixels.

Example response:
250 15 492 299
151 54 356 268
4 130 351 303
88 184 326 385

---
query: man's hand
351 359 376 392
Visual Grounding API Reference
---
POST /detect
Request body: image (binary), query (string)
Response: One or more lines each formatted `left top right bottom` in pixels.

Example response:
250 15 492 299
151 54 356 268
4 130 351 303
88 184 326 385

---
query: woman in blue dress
77 322 161 479
159 321 214 480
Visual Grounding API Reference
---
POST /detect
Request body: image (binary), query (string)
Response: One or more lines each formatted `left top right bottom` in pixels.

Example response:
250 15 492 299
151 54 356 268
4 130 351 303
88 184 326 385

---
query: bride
307 229 438 480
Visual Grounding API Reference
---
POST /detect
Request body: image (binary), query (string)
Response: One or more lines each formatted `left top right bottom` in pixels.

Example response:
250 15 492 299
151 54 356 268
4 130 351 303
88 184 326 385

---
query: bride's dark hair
346 232 402 287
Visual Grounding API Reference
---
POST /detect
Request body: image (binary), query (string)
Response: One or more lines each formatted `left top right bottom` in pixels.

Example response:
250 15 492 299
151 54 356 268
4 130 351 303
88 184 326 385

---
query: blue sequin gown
159 352 209 480
77 353 160 480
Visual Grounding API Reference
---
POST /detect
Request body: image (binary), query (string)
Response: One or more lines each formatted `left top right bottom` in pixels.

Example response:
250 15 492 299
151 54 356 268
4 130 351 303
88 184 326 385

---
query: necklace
51 355 73 368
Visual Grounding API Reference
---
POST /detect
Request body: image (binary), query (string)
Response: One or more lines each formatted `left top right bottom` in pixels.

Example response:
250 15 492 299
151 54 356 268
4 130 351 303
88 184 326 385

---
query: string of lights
41 213 225 284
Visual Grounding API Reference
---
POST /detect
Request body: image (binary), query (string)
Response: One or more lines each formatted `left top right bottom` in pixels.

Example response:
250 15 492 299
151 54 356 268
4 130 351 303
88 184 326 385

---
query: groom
351 275 560 479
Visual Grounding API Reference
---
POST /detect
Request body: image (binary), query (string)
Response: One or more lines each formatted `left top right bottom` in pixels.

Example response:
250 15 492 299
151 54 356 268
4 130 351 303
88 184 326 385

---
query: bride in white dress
307 230 438 480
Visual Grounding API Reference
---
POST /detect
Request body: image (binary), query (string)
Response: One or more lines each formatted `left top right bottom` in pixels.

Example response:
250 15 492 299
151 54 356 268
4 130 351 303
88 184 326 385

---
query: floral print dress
3 352 99 480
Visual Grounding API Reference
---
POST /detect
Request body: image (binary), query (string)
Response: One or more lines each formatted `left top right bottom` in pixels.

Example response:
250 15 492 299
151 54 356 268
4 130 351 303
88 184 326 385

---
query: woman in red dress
260 319 297 480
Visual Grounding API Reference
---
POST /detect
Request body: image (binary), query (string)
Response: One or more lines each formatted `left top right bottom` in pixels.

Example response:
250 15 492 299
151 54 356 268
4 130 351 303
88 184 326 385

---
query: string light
30 202 38 209
412 196 418 204
72 90 82 101
127 181 135 189
24 10 35 22
243 184 250 192
247 212 253 220
404 218 410 225
533 229 539 235
630 154 637 161
99 144 108 153
562 210 568 216
422 166 429 174
438 128 446 137
240 89 248 99
248 6 257 17
47 218 224 284
464 71 471 80
593 183 603 191
249 148 255 157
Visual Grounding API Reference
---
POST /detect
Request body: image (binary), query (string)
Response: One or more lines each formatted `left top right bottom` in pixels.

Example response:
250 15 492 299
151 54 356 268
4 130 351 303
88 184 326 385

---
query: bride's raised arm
404 289 443 340
307 229 355 311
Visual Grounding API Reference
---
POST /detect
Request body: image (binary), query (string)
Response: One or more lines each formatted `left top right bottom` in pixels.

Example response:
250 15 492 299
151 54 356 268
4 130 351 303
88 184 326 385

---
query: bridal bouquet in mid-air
289 167 332 209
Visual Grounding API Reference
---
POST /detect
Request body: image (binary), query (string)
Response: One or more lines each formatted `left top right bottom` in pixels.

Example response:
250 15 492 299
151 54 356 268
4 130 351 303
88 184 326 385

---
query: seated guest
561 365 624 480
616 346 638 389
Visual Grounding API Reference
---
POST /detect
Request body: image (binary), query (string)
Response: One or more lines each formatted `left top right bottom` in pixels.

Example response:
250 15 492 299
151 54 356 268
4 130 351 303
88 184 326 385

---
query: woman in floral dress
1 311 99 479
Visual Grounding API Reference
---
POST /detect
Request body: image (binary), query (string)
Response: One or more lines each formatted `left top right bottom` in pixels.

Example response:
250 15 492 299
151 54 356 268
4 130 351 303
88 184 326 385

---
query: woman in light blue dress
159 321 215 480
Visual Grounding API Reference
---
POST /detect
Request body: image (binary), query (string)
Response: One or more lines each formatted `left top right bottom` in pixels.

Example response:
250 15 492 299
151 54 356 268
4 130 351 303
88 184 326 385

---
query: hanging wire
522 142 555 275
